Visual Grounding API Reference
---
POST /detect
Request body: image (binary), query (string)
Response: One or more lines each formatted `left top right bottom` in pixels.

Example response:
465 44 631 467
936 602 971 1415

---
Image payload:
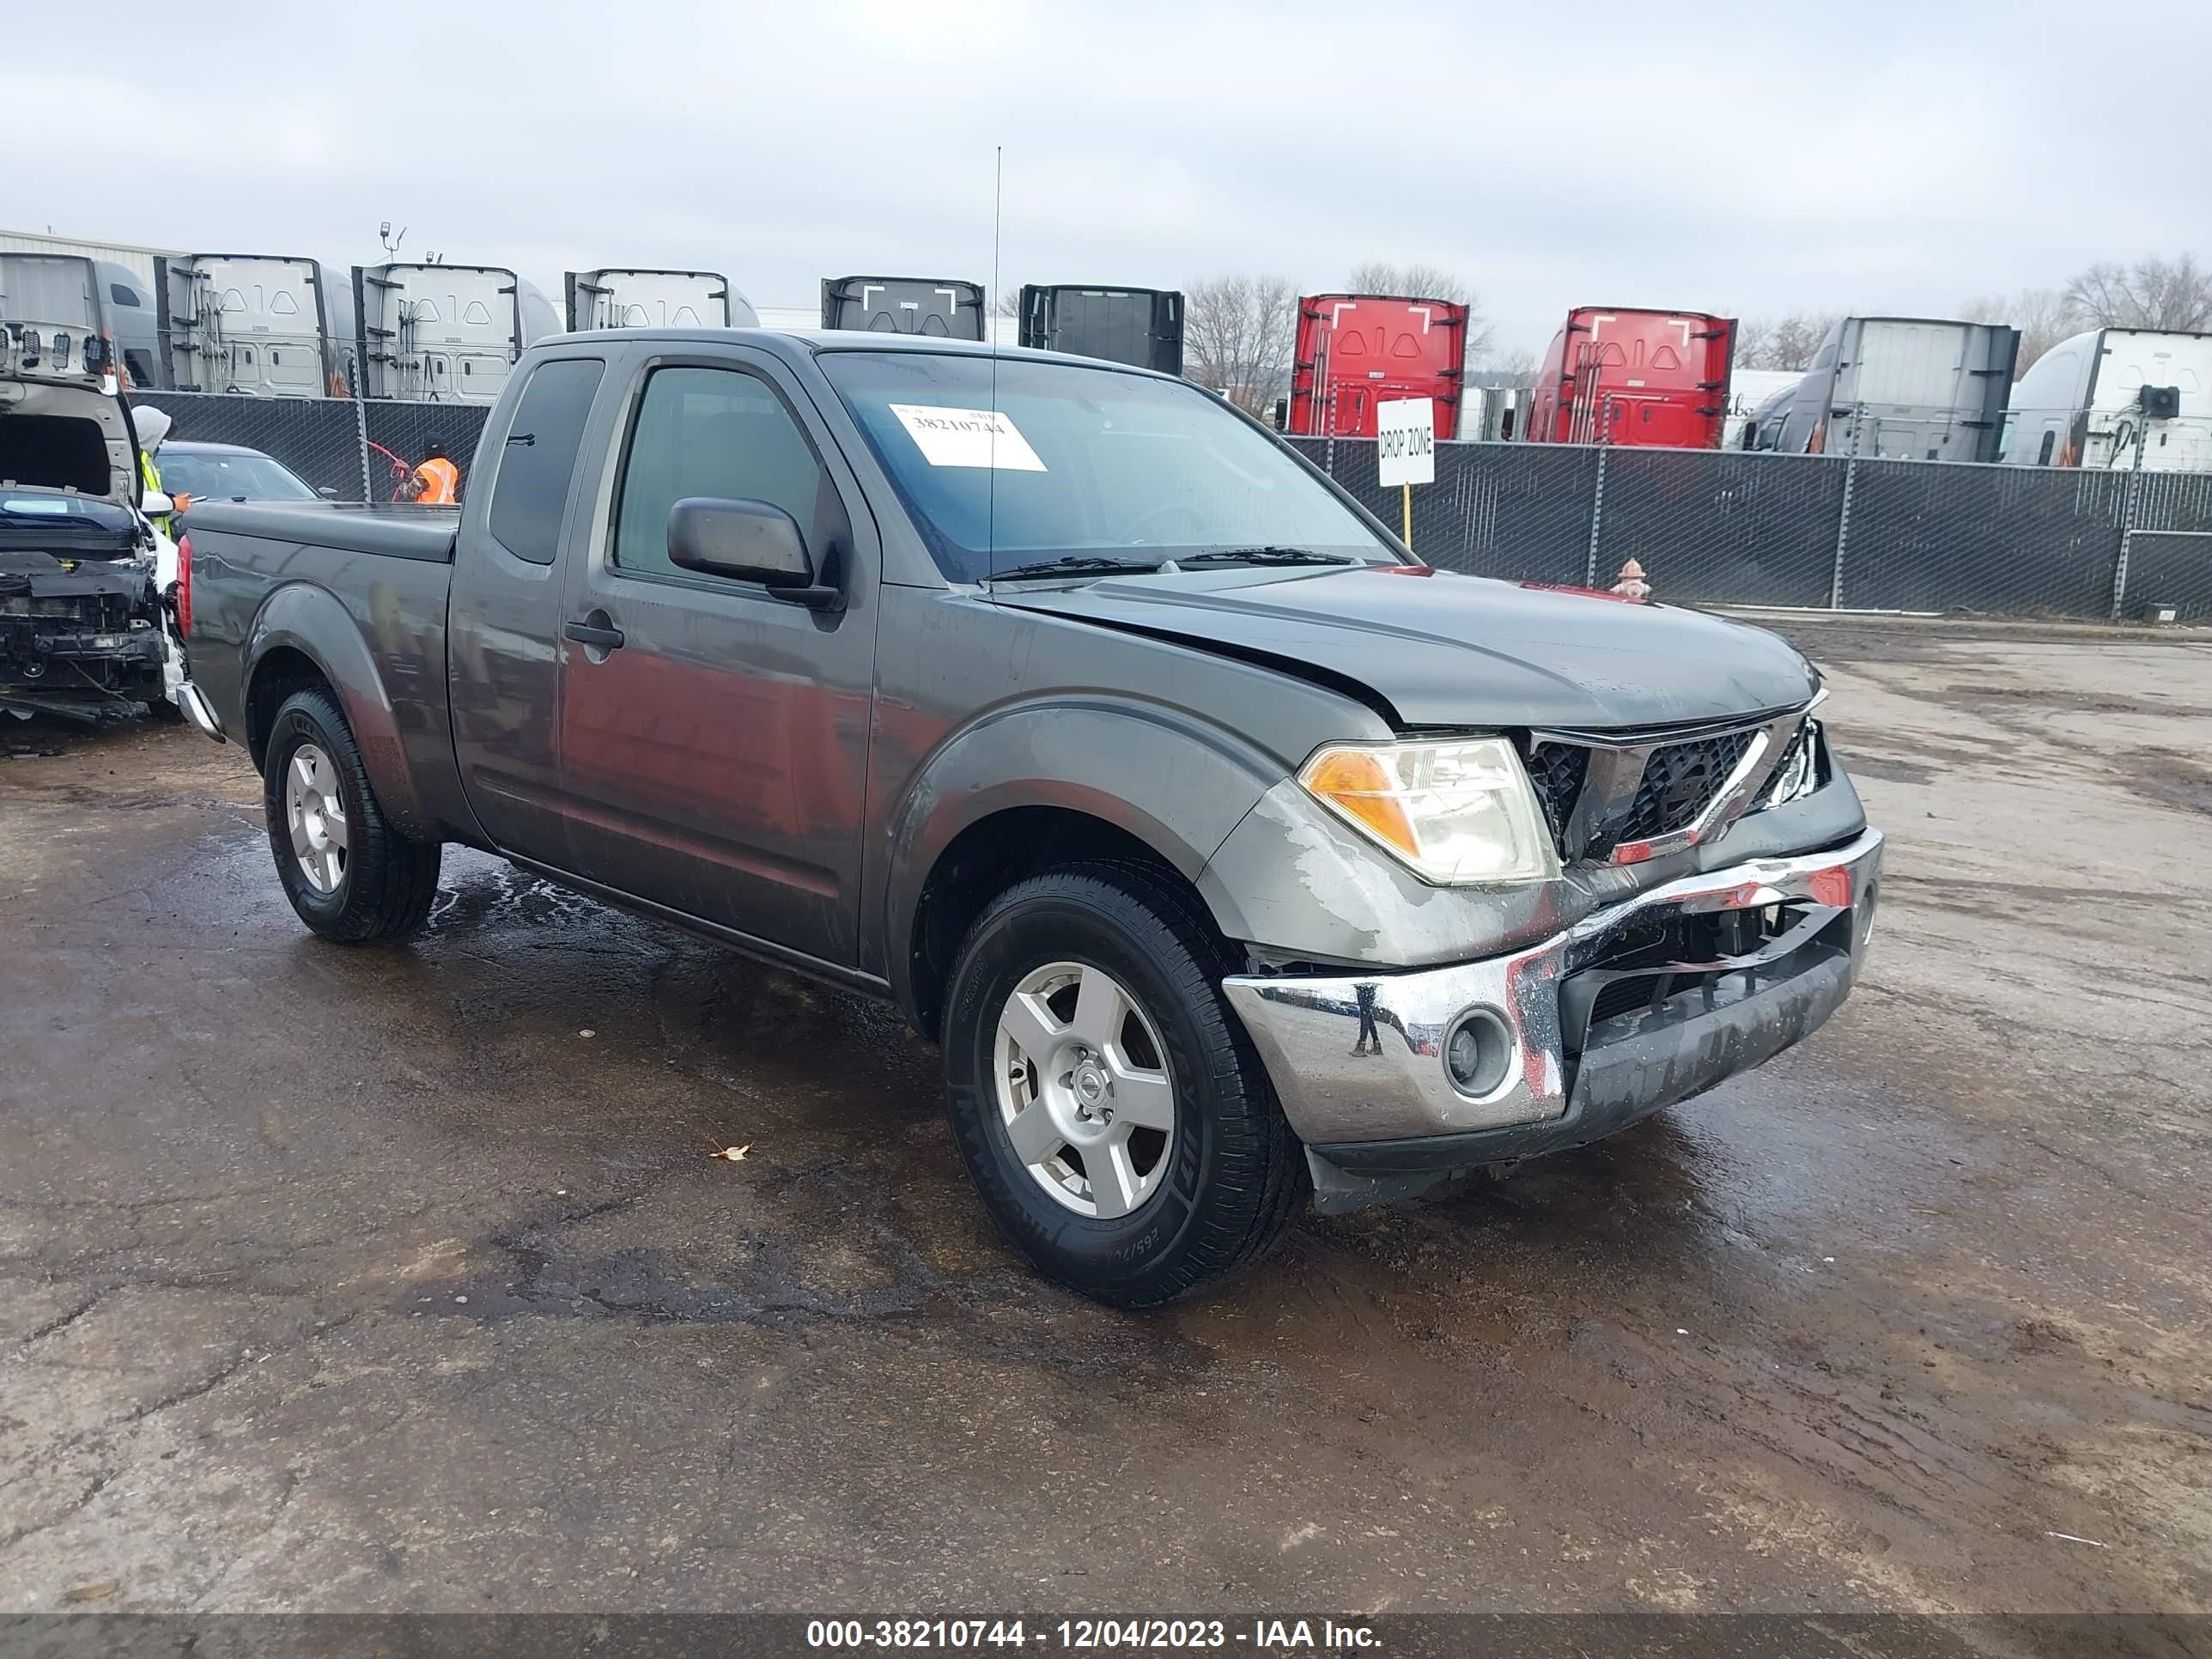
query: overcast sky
11 0 2208 356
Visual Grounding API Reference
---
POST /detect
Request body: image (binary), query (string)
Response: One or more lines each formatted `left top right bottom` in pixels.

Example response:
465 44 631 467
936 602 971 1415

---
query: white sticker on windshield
889 404 1047 471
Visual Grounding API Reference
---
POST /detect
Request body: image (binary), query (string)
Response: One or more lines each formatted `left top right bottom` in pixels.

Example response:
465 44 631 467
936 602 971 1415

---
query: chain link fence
141 390 492 505
132 389 2212 622
1294 433 2212 622
2121 471 2212 621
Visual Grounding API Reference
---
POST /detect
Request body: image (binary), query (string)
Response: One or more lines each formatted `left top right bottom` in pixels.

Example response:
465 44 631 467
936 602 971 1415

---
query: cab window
611 366 841 580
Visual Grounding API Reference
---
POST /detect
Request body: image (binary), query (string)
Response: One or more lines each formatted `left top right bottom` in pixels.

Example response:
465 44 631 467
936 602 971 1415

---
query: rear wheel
262 688 441 944
943 863 1308 1307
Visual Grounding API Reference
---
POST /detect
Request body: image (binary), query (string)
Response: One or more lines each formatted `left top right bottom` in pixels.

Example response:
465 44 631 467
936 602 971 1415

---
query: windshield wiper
1179 545 1359 568
987 556 1166 582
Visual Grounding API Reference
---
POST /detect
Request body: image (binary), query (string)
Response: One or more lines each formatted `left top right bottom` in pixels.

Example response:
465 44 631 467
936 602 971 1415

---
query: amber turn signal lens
1300 749 1420 859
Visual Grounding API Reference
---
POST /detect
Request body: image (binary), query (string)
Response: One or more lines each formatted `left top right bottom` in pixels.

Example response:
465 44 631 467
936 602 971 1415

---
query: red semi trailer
1287 294 1467 439
1526 307 1735 447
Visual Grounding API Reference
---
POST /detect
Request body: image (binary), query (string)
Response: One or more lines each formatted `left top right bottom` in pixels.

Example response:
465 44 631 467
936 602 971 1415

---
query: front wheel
942 864 1308 1307
263 688 441 944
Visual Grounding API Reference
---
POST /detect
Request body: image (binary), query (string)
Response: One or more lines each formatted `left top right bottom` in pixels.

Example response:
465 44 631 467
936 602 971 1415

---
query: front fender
880 697 1288 1012
244 582 434 841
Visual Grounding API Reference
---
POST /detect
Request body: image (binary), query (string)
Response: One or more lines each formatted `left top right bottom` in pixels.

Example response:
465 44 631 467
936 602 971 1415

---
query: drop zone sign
1376 397 1436 487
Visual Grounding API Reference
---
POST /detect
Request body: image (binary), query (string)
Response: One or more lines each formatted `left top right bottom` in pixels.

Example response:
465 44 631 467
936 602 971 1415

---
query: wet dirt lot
2 620 2208 1617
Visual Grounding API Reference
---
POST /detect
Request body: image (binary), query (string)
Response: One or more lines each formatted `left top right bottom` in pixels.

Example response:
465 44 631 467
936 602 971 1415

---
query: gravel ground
1 619 2206 1618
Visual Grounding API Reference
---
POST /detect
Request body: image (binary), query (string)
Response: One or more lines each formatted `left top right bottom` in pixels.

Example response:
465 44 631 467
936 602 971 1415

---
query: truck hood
991 564 1818 730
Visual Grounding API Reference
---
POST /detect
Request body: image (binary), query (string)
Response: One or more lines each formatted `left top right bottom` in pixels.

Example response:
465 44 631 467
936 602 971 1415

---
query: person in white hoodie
125 404 186 712
132 403 174 536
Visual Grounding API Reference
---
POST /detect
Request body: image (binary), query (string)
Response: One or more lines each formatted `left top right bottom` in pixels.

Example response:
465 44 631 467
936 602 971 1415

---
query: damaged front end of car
2 325 171 723
1 538 168 722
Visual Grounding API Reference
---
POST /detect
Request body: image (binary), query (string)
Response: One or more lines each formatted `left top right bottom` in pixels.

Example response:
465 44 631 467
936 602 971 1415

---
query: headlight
1299 737 1560 885
1762 719 1822 809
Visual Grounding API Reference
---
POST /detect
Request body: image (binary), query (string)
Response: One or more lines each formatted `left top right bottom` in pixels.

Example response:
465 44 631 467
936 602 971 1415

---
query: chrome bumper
1221 830 1882 1182
176 678 227 744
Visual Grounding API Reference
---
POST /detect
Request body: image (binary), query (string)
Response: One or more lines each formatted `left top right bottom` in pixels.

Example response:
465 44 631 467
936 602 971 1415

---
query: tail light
174 533 192 639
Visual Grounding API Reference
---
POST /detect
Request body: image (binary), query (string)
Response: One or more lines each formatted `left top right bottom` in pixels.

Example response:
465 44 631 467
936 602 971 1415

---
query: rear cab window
486 357 605 564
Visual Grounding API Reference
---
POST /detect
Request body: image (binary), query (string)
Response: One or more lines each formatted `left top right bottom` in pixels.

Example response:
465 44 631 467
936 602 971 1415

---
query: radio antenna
987 144 1004 577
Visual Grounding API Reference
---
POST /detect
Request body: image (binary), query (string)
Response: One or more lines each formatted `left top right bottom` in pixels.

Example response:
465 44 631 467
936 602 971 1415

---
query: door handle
563 615 624 652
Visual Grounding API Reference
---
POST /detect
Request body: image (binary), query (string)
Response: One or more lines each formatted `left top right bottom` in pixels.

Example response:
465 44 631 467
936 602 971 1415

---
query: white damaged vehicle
1 319 180 723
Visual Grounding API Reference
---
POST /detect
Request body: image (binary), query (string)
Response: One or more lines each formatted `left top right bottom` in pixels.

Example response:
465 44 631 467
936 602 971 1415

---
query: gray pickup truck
173 330 1881 1306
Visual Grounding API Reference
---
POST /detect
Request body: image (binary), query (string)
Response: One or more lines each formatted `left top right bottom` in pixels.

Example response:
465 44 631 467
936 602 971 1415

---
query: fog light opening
1445 1008 1514 1099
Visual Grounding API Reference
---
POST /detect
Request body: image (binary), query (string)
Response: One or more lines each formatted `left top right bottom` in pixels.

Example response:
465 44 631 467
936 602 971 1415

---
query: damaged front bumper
0 619 167 720
1 558 167 722
1221 829 1883 1210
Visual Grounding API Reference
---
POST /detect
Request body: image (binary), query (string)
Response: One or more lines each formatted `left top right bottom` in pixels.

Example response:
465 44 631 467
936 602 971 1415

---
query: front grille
1522 740 1589 857
1616 730 1758 845
1589 975 1660 1025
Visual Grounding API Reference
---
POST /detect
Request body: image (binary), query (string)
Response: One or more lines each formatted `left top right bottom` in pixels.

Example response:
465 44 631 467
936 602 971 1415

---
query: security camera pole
1375 396 1435 553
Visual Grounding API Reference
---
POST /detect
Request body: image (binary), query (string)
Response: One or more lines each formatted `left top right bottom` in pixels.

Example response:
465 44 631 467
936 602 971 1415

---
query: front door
555 349 879 969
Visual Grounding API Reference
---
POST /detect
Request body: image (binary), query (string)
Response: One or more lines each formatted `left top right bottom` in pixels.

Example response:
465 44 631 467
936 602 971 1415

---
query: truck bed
181 501 459 563
180 499 468 839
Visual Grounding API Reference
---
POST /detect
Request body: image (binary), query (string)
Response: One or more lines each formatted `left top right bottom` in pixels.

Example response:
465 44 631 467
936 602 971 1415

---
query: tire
262 687 441 944
942 862 1308 1307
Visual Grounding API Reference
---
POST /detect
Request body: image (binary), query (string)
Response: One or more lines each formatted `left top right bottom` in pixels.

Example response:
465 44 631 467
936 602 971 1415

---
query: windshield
818 351 1392 582
0 487 137 550
0 489 133 528
158 448 318 501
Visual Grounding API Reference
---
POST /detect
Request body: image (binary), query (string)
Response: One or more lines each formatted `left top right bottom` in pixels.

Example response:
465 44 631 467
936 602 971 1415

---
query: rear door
822 278 986 340
552 343 880 969
1841 321 1991 460
1310 298 1465 438
192 258 326 396
1583 313 1729 448
448 352 611 859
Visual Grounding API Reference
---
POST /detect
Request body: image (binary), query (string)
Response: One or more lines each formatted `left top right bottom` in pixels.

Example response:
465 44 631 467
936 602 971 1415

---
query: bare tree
1961 288 2074 376
1345 261 1469 304
992 285 1023 319
1468 346 1536 388
2061 253 2212 332
1182 274 1297 415
1342 261 1497 362
1733 313 1838 372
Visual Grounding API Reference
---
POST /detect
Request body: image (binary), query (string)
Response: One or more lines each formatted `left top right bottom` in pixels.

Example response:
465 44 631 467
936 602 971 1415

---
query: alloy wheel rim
285 742 349 895
993 961 1178 1219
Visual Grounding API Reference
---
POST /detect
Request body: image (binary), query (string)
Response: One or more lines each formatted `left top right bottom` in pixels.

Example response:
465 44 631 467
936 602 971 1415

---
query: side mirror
667 496 839 608
318 485 340 500
142 491 174 518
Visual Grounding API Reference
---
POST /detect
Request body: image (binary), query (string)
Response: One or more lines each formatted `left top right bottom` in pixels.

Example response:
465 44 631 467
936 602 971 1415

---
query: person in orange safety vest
403 441 460 504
